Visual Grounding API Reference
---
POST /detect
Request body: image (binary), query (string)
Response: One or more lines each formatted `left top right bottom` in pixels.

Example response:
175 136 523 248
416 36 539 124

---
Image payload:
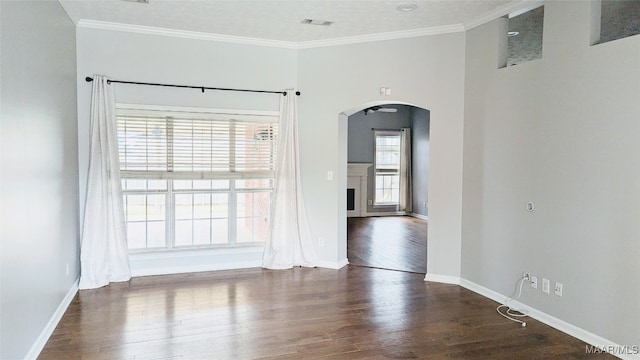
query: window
374 131 401 205
499 4 544 68
117 105 278 251
595 0 640 44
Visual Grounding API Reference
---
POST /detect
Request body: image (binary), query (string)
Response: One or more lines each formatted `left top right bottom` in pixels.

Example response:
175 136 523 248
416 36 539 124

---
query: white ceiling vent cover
301 19 334 26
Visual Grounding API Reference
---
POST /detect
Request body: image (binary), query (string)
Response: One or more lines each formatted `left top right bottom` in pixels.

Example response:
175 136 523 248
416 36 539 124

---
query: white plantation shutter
117 108 278 180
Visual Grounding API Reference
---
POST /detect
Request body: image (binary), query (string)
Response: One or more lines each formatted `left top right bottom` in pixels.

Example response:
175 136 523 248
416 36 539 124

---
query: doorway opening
343 103 430 273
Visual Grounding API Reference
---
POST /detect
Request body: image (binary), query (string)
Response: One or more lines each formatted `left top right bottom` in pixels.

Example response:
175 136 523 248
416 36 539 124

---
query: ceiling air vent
301 19 334 26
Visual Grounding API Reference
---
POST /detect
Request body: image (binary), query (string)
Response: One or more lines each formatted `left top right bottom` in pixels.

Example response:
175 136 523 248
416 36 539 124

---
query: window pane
125 195 146 222
174 180 193 190
175 194 193 220
147 194 165 221
147 221 166 248
193 193 211 219
212 219 228 244
175 220 193 247
211 194 229 219
148 180 167 190
237 192 270 243
193 219 211 245
127 222 146 249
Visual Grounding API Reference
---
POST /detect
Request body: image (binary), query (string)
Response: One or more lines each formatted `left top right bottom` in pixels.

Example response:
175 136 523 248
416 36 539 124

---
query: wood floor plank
39 266 612 359
347 216 427 273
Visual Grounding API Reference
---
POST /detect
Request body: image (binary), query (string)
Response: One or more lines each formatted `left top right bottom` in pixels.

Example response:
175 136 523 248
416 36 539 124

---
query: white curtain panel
399 128 413 212
262 91 318 269
79 75 131 290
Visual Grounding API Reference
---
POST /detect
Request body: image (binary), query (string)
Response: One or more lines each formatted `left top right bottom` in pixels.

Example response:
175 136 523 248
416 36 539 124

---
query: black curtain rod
85 77 300 96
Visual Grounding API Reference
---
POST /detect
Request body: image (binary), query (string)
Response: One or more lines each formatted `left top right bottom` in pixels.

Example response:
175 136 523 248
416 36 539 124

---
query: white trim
316 258 349 270
77 20 299 49
77 19 464 50
459 278 639 360
296 25 465 49
131 260 263 277
129 246 265 277
26 277 79 360
409 213 428 221
464 0 544 30
424 273 460 285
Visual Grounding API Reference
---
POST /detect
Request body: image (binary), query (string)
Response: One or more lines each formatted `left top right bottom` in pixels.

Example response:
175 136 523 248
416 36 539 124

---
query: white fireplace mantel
347 163 372 217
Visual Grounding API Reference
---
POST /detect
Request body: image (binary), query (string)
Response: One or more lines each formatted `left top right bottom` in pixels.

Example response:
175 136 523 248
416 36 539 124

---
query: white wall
76 27 297 274
463 0 640 347
0 1 79 358
297 34 466 274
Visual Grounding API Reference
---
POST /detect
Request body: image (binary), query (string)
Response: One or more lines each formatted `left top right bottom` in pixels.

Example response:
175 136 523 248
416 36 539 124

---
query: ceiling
58 0 531 44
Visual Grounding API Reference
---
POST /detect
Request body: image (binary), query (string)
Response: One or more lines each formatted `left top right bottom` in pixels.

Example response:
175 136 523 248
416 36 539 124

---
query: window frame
117 103 279 253
373 130 402 207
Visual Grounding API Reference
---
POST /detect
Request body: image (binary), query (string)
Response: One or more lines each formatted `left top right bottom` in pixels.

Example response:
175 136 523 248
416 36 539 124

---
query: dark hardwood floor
348 216 427 274
39 266 611 359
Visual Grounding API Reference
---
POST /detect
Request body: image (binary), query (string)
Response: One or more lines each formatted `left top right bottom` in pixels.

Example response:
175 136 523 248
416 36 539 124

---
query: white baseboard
316 258 349 270
409 213 428 221
459 279 639 360
26 277 79 360
424 273 460 284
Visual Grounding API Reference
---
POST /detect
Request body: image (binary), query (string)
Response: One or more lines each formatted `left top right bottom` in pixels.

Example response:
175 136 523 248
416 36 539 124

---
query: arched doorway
339 102 430 273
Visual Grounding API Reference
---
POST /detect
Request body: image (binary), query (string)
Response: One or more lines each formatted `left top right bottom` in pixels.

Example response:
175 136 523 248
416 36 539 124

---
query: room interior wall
76 27 465 275
297 34 465 275
462 0 640 348
75 27 297 275
0 1 80 359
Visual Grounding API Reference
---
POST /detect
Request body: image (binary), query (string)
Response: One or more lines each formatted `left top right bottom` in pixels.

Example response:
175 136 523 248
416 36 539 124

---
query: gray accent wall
410 107 430 216
347 105 429 215
463 0 639 348
1 1 79 359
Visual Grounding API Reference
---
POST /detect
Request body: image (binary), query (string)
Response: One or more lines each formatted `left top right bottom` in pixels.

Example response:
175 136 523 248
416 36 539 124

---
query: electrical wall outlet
530 275 538 289
554 282 563 296
522 272 530 282
318 237 325 247
542 278 550 294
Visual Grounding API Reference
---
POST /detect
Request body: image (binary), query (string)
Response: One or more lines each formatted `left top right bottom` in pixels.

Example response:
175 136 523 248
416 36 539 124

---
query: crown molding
77 20 300 49
463 0 544 30
77 19 465 50
297 24 465 49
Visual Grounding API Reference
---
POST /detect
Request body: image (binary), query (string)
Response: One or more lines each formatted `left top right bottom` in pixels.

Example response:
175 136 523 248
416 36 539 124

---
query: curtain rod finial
85 77 93 82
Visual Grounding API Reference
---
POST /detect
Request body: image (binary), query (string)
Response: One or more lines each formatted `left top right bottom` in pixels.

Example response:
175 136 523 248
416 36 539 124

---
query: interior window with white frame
374 130 401 206
116 105 278 251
